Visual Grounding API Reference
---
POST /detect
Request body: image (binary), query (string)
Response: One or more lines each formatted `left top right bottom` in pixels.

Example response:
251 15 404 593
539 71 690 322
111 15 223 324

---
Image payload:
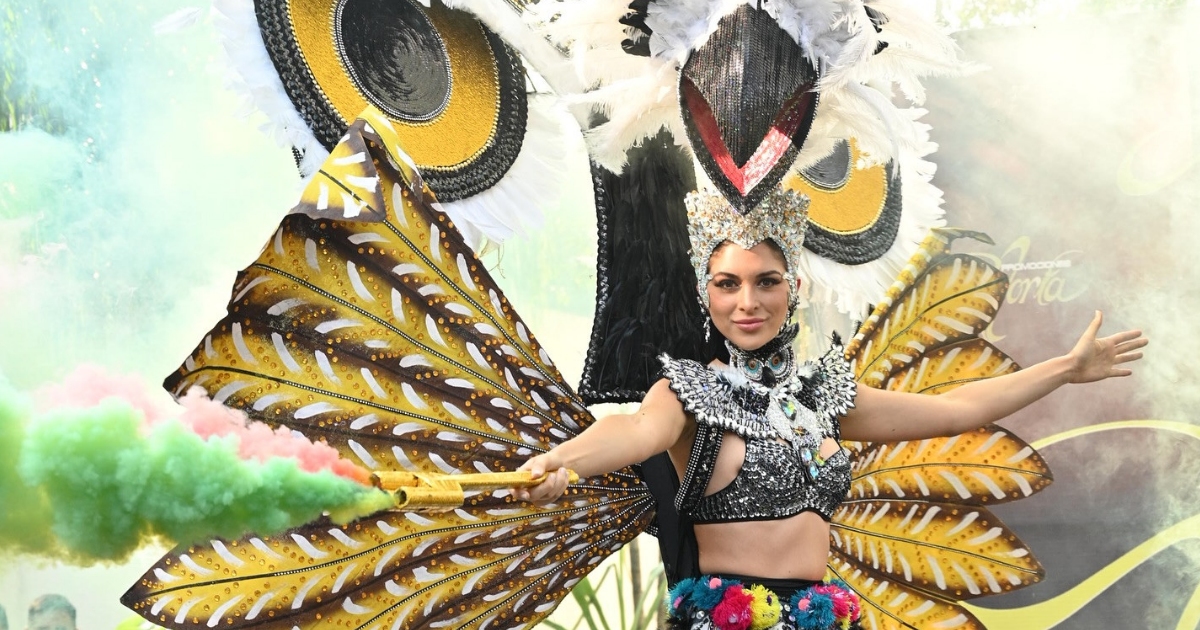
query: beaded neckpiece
664 325 854 447
660 327 857 523
726 323 801 389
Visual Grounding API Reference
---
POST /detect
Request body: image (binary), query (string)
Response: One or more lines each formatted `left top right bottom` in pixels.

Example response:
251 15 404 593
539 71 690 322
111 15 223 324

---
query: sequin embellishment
660 330 857 523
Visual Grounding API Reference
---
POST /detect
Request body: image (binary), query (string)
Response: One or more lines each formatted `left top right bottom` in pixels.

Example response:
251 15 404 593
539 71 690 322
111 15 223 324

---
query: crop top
659 326 857 524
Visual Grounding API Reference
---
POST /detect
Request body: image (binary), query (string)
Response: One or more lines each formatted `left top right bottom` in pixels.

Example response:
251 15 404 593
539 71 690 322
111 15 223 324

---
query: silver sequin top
659 333 857 523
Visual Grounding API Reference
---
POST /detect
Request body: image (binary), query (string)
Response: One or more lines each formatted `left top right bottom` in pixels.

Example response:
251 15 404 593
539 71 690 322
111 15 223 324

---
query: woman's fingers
1108 333 1147 369
1113 336 1148 352
513 457 547 501
1084 311 1104 339
1106 329 1145 346
526 468 569 503
511 466 570 504
1114 351 1143 364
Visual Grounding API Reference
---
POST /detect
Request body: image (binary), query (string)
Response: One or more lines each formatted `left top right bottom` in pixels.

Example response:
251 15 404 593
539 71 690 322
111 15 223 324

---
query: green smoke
0 0 298 390
0 380 393 564
0 376 56 556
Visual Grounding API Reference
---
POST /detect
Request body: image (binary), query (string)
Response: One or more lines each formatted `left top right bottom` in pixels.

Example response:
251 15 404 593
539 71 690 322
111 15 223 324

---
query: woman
514 204 1147 628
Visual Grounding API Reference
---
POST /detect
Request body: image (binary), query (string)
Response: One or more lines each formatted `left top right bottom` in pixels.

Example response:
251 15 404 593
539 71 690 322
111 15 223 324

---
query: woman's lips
733 318 765 333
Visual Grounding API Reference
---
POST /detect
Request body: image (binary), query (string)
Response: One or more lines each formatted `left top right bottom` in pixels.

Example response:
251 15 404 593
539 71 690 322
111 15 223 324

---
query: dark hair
28 595 75 626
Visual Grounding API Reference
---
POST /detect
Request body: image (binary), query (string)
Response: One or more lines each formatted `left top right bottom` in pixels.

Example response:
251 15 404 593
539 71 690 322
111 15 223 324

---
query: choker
723 323 830 450
726 323 800 389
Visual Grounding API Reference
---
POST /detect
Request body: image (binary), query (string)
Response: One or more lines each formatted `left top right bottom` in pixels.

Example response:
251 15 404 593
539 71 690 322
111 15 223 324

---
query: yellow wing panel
830 557 984 630
131 109 655 630
851 254 1008 389
847 426 1052 507
125 492 655 630
831 498 1043 601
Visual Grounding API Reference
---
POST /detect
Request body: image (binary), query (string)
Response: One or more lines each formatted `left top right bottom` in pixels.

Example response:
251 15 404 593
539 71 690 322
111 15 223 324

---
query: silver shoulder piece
796 336 858 428
658 355 779 441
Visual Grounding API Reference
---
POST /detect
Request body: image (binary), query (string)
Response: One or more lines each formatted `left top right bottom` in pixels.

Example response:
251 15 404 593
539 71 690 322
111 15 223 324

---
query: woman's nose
737 285 757 311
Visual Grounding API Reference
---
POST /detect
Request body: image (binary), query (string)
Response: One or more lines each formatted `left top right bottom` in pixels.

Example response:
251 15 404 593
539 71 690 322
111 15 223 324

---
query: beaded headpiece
685 186 811 311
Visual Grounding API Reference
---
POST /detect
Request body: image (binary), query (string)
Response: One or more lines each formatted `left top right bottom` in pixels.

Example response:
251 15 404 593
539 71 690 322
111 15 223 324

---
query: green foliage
538 540 666 630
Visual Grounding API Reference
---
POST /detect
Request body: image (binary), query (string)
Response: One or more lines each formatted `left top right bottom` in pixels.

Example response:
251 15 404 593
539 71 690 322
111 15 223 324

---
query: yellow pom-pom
747 584 782 630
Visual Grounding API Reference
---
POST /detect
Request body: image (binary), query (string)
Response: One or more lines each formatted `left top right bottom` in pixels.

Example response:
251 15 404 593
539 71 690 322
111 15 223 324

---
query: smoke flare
0 373 394 564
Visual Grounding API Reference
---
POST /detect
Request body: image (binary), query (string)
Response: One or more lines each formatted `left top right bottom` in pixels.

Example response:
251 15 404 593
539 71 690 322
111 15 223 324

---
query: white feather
211 0 330 176
443 0 583 97
529 0 677 145
153 7 205 36
435 96 574 250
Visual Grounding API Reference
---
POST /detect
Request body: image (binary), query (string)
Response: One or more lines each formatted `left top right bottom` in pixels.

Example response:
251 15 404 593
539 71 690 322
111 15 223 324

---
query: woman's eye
715 279 739 290
758 277 782 288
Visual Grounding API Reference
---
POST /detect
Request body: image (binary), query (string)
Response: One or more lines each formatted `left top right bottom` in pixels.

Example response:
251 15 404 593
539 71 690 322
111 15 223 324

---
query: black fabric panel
638 453 698 586
579 130 710 404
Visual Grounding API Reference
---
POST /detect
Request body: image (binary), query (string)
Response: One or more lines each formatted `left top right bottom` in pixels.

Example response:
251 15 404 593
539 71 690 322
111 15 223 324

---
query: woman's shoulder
643 376 681 402
656 354 730 402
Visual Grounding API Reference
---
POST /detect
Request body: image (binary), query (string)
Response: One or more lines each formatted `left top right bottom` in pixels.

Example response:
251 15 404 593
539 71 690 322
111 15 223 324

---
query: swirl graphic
965 420 1200 629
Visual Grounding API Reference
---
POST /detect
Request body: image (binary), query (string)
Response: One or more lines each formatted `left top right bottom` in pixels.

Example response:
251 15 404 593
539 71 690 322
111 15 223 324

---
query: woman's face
706 241 793 352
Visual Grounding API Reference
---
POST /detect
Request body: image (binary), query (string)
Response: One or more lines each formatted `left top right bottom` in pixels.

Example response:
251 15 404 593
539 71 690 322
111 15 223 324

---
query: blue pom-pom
789 589 836 630
690 577 738 610
667 577 698 613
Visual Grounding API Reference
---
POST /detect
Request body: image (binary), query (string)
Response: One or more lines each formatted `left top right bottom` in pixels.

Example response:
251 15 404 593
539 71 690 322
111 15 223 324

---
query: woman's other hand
512 453 571 503
1066 311 1148 383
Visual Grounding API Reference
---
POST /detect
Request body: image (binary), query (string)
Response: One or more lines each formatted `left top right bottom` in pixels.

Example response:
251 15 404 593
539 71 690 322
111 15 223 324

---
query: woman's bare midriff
695 511 831 580
669 430 843 581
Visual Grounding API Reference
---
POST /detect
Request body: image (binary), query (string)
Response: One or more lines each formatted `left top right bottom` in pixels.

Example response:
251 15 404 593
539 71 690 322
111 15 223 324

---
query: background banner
929 8 1200 628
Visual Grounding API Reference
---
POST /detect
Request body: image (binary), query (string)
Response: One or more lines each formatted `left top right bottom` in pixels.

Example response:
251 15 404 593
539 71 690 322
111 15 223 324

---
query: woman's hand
1066 311 1148 383
512 453 571 503
505 380 690 504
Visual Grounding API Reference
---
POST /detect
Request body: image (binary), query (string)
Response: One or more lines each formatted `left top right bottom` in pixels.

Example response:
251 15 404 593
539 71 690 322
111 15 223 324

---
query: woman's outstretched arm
514 378 690 502
841 311 1148 443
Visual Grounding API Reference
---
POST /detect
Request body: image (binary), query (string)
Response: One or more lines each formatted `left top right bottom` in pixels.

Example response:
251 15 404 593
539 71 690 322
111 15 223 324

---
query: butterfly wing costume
124 2 1053 629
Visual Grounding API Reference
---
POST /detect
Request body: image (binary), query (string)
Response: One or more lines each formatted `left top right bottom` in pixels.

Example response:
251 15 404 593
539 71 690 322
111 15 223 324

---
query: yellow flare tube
371 470 580 510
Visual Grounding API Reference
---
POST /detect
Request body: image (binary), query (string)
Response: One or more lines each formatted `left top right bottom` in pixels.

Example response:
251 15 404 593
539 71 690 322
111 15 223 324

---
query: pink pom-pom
711 587 753 630
848 594 861 620
709 577 724 589
831 593 850 618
